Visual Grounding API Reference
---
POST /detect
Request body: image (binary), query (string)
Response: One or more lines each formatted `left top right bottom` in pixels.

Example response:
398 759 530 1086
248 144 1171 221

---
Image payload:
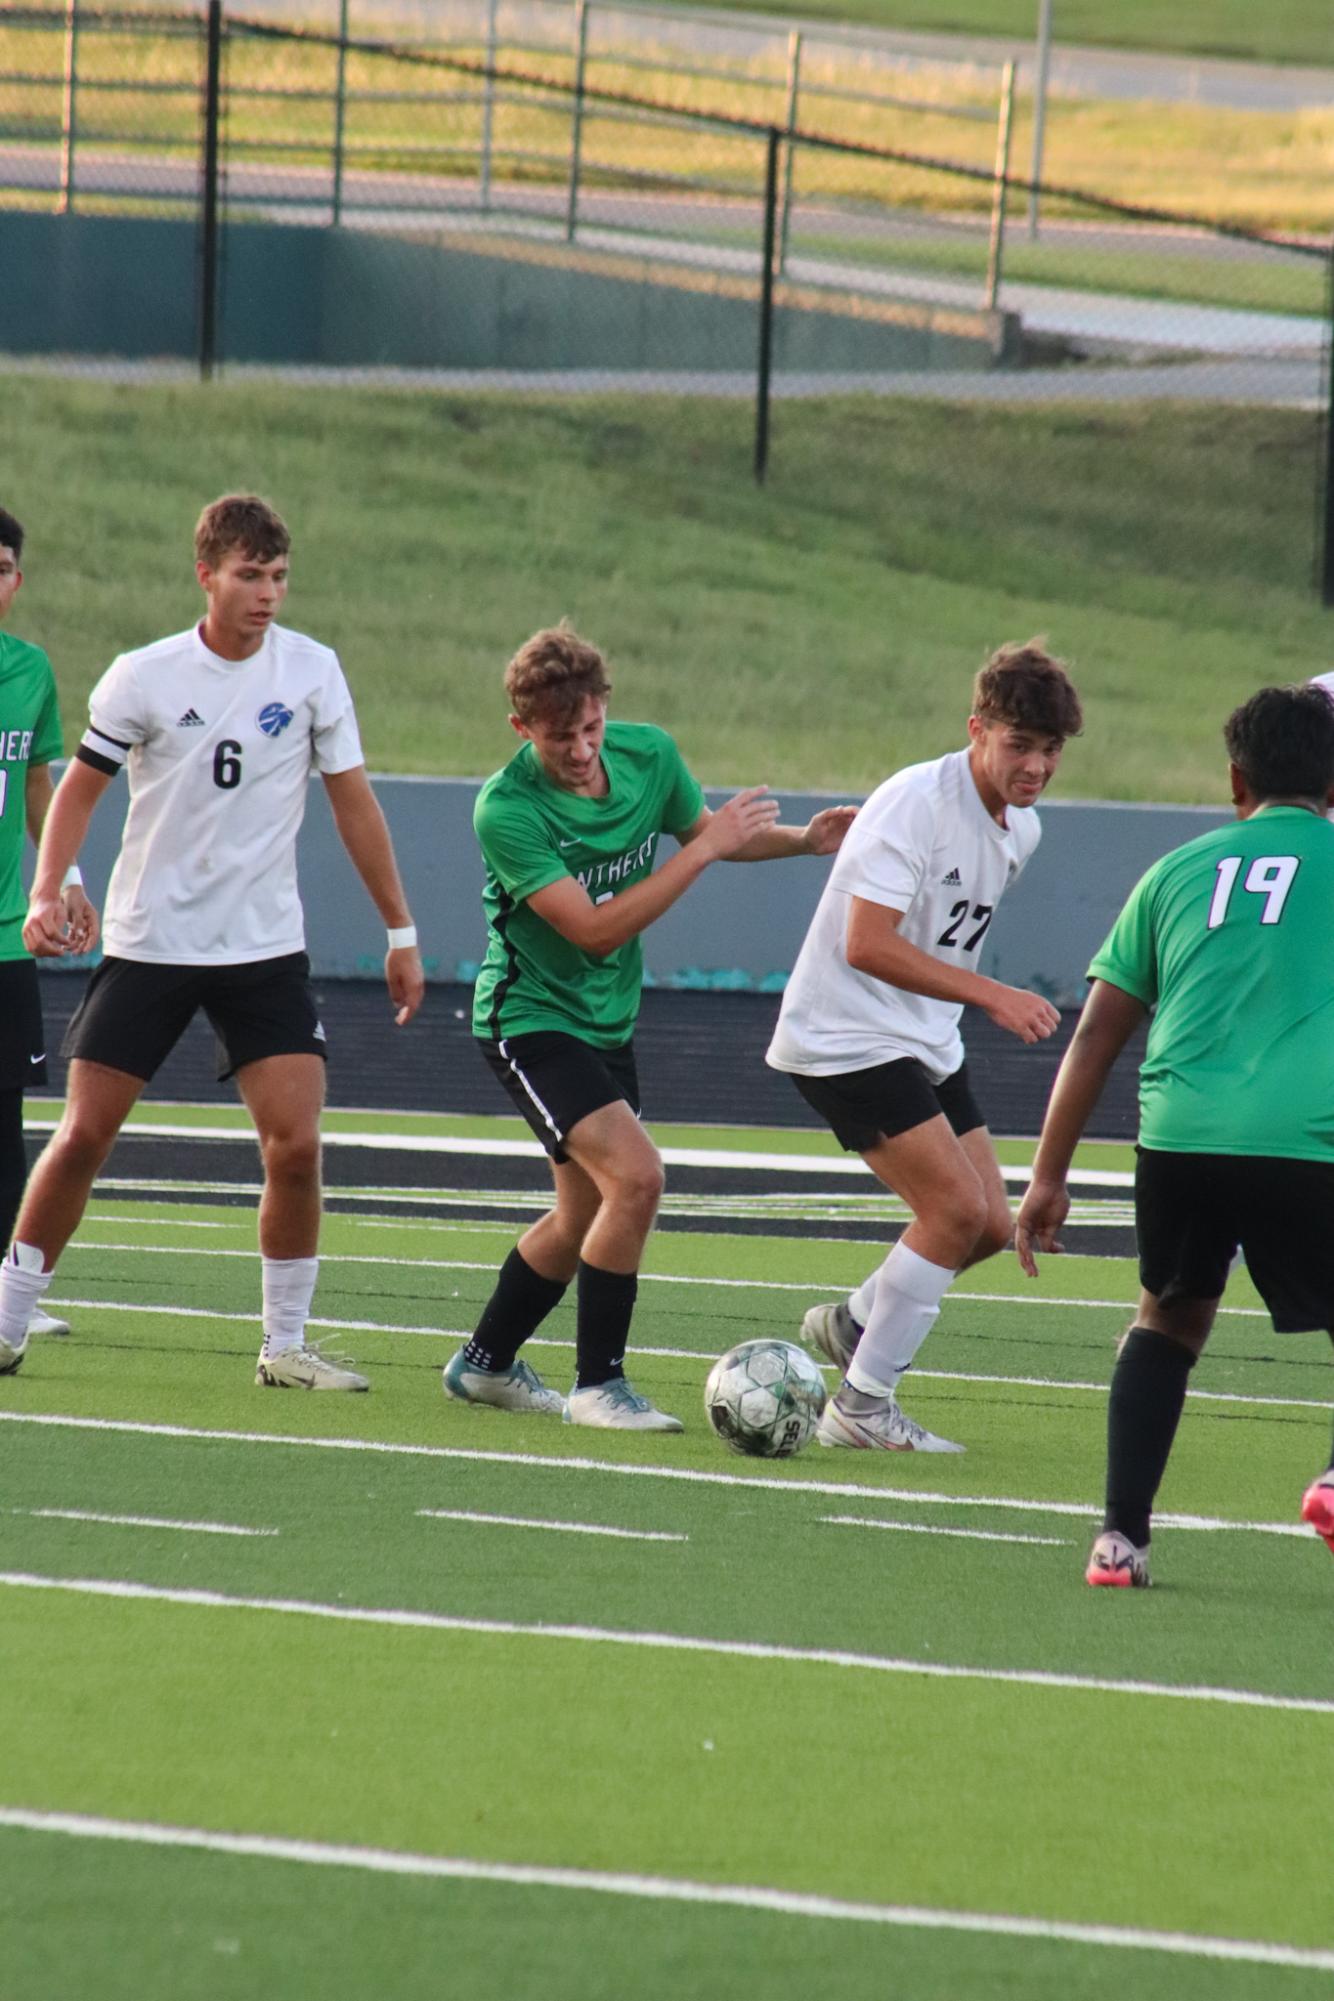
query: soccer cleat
255 1344 369 1391
800 1300 861 1372
29 1306 70 1338
0 1329 28 1377
1299 1474 1334 1555
442 1349 565 1416
817 1388 964 1454
1085 1531 1151 1588
564 1378 684 1432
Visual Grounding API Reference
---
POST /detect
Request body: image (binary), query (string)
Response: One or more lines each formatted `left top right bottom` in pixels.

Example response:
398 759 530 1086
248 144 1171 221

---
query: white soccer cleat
817 1388 964 1454
29 1306 70 1338
800 1300 860 1372
255 1344 369 1392
442 1350 565 1415
564 1378 683 1432
0 1329 29 1376
1085 1530 1151 1589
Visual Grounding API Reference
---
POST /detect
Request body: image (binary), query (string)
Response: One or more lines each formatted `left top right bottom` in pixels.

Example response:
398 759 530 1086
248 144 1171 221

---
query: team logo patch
257 702 294 738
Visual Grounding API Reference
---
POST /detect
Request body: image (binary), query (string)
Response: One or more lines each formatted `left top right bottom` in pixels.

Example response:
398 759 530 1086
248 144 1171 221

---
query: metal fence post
199 0 224 380
754 127 780 486
479 0 498 212
565 0 588 243
331 0 350 224
1321 243 1334 606
57 0 80 214
1026 0 1052 238
984 59 1015 312
776 29 801 277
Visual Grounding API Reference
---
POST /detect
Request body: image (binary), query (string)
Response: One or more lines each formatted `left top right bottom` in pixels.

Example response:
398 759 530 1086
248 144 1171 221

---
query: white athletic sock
845 1241 956 1401
260 1256 319 1359
847 1271 879 1329
0 1241 54 1346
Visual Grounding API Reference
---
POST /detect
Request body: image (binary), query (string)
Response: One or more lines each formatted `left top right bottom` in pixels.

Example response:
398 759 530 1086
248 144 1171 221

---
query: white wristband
61 864 83 889
386 925 418 950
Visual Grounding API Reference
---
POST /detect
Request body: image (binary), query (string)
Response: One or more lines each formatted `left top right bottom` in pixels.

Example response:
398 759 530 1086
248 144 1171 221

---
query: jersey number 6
213 741 243 790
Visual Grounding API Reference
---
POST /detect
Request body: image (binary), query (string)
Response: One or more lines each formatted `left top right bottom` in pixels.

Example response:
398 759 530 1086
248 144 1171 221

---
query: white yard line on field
0 1411 1316 1539
415 1509 686 1543
16 1508 277 1538
0 1805 1328 1970
2 1571 1332 1716
2 1807 1329 1971
821 1516 1069 1548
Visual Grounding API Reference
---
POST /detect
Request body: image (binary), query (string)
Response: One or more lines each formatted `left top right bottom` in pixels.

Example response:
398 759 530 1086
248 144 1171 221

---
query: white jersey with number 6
83 622 364 965
767 747 1040 1083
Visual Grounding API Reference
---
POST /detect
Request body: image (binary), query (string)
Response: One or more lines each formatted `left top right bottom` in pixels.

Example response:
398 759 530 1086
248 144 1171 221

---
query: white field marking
0 1810 1328 1973
17 1508 277 1538
415 1508 686 1543
0 1811 1328 1977
3 1570 1332 1716
28 1116 1134 1187
40 1296 1331 1417
0 1411 1313 1539
822 1516 1069 1548
57 1240 1261 1325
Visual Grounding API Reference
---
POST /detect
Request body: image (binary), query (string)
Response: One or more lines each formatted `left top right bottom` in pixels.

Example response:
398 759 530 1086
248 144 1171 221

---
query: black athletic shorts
1136 1147 1334 1333
62 952 327 1084
789 1055 985 1153
0 958 47 1090
478 1031 641 1163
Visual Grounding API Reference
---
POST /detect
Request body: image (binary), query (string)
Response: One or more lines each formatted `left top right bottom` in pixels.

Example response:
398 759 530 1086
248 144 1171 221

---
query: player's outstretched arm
321 766 425 1026
703 802 858 862
1015 979 1147 1277
527 786 781 959
846 897 1060 1045
23 759 110 957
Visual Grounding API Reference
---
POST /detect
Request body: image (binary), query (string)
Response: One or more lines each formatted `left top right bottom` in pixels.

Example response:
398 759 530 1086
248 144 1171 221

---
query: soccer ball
703 1339 827 1458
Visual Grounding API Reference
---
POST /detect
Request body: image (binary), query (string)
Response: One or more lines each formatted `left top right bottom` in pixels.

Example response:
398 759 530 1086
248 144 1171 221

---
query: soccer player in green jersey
448 622 855 1431
0 507 95 1343
1016 684 1334 1587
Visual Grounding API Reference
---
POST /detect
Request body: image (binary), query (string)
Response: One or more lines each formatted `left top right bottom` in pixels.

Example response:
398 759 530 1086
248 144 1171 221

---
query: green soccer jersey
1088 805 1334 1161
472 721 705 1047
0 634 62 963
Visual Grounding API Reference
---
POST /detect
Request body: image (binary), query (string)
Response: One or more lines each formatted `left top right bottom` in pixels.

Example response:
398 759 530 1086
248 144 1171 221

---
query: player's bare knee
51 1112 120 1177
259 1129 321 1187
614 1158 665 1226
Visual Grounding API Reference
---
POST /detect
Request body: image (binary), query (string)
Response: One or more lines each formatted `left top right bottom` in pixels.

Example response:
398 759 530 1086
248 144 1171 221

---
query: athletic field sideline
4 1117 1333 1999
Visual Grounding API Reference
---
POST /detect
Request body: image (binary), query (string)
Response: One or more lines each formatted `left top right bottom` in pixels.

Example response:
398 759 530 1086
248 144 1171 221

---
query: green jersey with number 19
0 633 63 962
1088 805 1334 1161
472 722 705 1047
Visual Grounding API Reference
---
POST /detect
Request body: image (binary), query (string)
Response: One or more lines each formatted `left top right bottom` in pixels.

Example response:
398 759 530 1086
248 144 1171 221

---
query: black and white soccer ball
703 1338 827 1458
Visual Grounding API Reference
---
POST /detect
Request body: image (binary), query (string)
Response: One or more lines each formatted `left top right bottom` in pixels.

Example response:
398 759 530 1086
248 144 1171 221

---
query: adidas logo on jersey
942 867 962 885
176 708 206 728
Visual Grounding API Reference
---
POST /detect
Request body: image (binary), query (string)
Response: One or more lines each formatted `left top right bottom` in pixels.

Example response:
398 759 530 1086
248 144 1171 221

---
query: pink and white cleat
1300 1475 1334 1555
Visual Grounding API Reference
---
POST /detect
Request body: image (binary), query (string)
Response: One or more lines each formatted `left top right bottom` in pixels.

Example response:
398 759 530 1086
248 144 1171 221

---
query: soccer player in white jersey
0 495 424 1389
767 643 1082 1452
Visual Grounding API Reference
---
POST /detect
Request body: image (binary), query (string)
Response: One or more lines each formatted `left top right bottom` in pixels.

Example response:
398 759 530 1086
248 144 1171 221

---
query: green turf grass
10 380 1329 803
656 0 1334 71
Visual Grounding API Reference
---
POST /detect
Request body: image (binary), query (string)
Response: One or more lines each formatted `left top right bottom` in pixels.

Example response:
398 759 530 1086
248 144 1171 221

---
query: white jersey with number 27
83 622 364 966
767 747 1040 1083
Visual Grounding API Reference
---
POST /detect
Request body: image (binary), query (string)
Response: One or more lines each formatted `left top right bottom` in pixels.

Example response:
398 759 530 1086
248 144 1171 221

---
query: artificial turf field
4 1113 1334 1999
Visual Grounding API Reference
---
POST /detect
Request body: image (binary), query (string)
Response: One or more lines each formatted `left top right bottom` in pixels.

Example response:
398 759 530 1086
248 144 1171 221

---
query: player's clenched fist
983 982 1061 1044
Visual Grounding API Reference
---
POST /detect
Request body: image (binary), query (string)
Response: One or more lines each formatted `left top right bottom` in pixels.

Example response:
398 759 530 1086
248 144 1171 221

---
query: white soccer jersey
767 747 1040 1082
82 622 364 965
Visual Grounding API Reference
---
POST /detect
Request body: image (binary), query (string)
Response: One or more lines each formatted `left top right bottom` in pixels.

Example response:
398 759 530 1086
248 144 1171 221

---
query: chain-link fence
3 0 1331 598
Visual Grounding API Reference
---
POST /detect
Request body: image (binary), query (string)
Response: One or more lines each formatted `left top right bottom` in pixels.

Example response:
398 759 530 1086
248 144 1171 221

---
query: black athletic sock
464 1247 568 1373
574 1261 637 1390
1103 1326 1196 1548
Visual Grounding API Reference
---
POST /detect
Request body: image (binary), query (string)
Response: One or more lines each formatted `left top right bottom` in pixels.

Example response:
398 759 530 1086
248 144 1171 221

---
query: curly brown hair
505 622 612 726
972 640 1083 740
194 494 290 570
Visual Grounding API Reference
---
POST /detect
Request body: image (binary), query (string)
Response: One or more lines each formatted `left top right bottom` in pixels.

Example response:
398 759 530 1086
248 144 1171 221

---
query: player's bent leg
560 1104 680 1431
444 1158 596 1416
955 1127 1014 1268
